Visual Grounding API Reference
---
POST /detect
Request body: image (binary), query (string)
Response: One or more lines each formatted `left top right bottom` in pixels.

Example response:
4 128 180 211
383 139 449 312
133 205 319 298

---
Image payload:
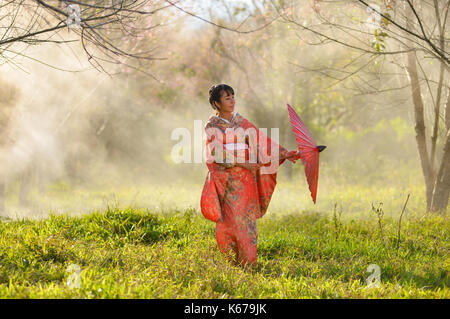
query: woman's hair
209 84 234 115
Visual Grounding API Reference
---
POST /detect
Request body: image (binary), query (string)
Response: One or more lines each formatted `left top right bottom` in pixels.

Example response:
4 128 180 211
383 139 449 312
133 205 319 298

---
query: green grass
2 114 443 298
0 202 448 298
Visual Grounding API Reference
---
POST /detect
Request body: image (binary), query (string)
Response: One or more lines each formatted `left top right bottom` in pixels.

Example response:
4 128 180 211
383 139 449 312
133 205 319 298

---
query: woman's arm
279 145 300 163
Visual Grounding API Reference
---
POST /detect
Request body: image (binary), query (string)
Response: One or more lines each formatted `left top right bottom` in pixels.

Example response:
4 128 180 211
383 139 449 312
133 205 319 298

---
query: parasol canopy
286 103 326 204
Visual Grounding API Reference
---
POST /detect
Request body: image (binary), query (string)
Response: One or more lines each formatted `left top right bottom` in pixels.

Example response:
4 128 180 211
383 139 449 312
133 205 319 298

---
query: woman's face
215 90 235 113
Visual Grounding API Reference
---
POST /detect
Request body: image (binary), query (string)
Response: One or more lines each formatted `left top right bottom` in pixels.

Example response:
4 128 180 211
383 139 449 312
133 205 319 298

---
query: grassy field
0 192 448 298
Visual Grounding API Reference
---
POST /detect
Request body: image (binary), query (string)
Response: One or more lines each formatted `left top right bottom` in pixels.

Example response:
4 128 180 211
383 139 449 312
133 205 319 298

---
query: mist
0 0 444 220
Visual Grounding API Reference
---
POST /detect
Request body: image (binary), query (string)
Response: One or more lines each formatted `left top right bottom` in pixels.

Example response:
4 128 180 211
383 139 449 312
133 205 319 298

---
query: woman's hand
284 150 301 164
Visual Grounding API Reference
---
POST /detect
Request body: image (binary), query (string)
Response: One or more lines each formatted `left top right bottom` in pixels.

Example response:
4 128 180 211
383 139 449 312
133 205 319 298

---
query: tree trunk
404 5 434 211
430 60 446 174
446 91 450 131
430 129 450 214
446 70 450 133
430 88 450 214
406 49 434 210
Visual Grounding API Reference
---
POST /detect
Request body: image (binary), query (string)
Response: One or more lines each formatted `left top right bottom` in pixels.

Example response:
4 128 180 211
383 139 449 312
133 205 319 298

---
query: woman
201 84 300 267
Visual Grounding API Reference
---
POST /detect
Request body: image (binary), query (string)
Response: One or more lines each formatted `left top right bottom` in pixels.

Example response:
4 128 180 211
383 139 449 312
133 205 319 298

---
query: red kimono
200 112 289 266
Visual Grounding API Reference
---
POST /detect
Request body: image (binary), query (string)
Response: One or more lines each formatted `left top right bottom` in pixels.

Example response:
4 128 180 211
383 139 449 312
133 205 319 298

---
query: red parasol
286 103 326 204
